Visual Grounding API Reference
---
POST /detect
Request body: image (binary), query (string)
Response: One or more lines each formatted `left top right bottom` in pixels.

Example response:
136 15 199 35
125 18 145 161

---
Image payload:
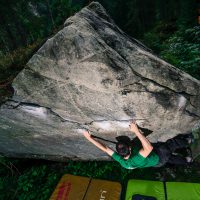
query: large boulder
0 2 200 160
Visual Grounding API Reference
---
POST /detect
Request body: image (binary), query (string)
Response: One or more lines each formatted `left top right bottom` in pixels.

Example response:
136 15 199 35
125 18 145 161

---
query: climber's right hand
129 120 139 133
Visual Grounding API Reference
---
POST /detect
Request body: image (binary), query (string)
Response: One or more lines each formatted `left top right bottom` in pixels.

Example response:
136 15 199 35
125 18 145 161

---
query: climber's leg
164 133 193 153
167 154 191 165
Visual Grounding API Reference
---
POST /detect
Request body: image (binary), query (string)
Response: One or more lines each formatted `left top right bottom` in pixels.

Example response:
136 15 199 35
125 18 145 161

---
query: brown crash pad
49 174 121 200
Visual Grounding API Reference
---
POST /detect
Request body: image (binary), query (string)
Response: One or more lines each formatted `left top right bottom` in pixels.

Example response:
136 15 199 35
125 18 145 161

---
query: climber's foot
186 156 193 163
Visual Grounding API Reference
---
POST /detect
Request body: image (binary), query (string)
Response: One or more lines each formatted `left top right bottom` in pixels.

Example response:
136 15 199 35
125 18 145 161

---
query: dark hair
116 142 131 157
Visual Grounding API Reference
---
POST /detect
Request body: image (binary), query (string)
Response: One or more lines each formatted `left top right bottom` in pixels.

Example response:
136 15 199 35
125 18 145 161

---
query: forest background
0 0 200 199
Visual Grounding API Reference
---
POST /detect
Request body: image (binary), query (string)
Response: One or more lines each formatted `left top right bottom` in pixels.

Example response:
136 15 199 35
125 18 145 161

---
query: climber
83 120 195 169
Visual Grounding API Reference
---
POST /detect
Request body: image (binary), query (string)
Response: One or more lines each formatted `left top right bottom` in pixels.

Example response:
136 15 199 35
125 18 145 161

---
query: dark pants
152 133 192 167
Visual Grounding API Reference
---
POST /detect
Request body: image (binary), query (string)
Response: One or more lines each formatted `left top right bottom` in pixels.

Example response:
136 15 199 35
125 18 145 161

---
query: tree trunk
0 35 10 53
0 13 18 50
13 19 28 46
46 0 55 29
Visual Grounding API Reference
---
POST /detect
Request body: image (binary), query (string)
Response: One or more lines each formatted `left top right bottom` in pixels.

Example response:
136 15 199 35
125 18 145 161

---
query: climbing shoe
185 147 193 157
185 156 193 163
187 135 195 145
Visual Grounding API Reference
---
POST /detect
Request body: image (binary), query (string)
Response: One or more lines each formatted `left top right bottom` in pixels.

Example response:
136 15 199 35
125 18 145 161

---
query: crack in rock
185 109 200 118
109 46 197 97
4 100 150 130
4 99 85 125
122 82 197 110
85 118 147 125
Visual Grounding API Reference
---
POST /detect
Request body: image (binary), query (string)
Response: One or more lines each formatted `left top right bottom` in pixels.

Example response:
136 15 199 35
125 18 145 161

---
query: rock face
0 2 200 161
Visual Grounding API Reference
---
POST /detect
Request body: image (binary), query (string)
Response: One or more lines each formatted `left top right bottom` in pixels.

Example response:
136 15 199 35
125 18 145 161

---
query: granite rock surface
0 2 200 160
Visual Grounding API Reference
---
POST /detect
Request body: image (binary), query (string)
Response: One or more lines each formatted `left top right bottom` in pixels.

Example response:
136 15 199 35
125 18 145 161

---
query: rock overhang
0 1 200 160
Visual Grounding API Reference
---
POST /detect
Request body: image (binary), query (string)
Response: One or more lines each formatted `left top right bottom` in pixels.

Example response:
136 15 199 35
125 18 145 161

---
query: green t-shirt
112 147 159 169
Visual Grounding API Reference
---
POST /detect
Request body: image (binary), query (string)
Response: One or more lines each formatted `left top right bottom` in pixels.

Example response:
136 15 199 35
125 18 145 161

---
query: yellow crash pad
49 174 90 200
49 174 121 200
84 179 121 200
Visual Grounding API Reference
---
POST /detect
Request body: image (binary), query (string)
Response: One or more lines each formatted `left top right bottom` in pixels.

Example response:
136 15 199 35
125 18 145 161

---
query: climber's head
116 142 131 159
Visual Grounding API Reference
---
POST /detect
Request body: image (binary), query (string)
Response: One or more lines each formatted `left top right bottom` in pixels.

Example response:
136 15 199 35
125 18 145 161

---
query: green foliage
0 157 19 200
160 26 200 79
0 39 43 81
0 0 81 84
142 23 200 80
0 156 200 200
17 165 57 200
142 21 178 52
0 0 81 53
0 157 60 200
143 32 162 54
0 0 197 53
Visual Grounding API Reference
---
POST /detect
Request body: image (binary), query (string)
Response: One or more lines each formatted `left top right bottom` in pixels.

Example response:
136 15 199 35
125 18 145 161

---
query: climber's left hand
83 130 91 139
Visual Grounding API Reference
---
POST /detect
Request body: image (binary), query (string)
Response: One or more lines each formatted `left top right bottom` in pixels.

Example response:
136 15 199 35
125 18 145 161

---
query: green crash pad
125 179 165 200
166 182 200 200
125 179 200 200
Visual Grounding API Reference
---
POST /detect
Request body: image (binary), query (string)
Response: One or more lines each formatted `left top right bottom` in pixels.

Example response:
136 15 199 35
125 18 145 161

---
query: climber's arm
129 121 153 158
83 131 114 156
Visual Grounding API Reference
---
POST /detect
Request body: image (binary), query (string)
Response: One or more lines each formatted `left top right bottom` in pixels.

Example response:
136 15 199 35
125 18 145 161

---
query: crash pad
166 182 200 200
49 174 121 200
125 179 165 200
